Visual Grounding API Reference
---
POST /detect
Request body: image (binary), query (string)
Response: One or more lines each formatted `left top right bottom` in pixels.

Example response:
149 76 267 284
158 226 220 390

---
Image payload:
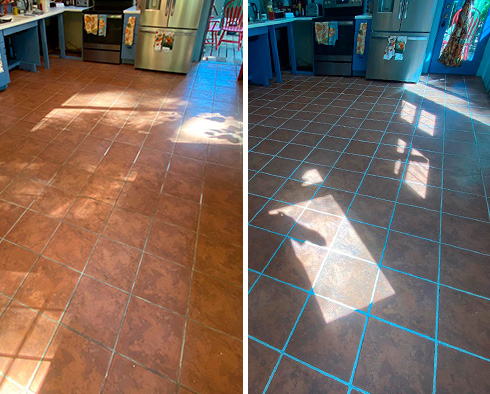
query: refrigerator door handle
403 0 410 18
398 0 404 20
371 34 428 41
171 0 177 16
165 0 171 16
139 28 196 36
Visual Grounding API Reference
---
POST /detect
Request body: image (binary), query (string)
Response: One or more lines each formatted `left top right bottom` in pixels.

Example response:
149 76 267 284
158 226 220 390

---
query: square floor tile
290 209 342 247
63 276 128 347
0 177 44 207
441 213 490 254
64 196 112 233
315 252 378 310
391 204 440 241
116 183 159 218
248 227 284 272
0 303 57 387
82 173 124 205
103 208 151 250
372 269 437 336
348 195 394 228
358 175 400 201
22 159 61 184
7 210 59 253
162 172 202 203
104 354 177 394
268 356 348 393
249 173 285 198
436 345 490 394
332 220 387 263
335 153 372 173
15 257 79 320
117 297 185 380
323 168 364 192
31 186 76 219
248 339 280 394
274 179 317 206
31 325 111 393
249 276 308 350
199 204 242 245
438 287 490 359
287 296 366 381
189 272 242 338
0 200 24 238
50 165 92 194
134 253 191 315
382 231 439 281
353 318 434 393
155 194 200 231
265 239 328 291
442 189 489 221
44 223 98 270
146 219 196 267
180 321 242 394
440 245 490 299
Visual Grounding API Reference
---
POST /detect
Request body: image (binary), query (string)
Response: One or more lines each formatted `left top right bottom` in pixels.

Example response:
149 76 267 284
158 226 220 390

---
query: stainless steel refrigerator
366 0 438 83
135 0 205 74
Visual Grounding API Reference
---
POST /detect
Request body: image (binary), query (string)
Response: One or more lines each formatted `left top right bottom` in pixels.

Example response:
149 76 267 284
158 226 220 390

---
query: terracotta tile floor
248 74 490 393
0 57 243 394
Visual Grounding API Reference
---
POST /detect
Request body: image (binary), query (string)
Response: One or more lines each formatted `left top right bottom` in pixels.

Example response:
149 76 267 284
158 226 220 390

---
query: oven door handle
321 21 353 26
106 15 122 19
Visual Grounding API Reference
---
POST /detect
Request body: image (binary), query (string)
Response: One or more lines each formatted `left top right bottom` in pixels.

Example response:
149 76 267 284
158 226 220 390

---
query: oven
313 1 363 76
82 0 133 64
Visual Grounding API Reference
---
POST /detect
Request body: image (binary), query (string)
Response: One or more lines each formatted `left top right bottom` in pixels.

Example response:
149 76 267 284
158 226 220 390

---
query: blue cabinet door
0 33 11 90
121 13 140 64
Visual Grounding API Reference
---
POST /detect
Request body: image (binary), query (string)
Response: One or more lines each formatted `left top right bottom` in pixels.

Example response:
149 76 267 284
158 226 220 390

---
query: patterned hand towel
0 56 4 74
383 36 397 60
315 22 329 45
84 14 98 35
154 31 164 52
356 22 367 55
98 14 107 37
328 21 338 46
125 16 136 46
162 32 174 52
395 36 407 60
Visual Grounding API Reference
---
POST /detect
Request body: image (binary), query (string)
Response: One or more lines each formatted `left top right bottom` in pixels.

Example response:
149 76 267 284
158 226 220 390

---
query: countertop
0 6 90 31
249 16 315 29
124 6 140 14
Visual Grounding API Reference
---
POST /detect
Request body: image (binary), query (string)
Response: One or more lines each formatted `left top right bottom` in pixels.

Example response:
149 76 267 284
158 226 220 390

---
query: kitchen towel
0 56 3 74
84 14 98 35
383 36 397 60
125 16 136 46
98 14 107 37
395 36 407 60
328 21 338 46
315 22 330 45
356 22 367 55
154 31 164 52
162 32 175 52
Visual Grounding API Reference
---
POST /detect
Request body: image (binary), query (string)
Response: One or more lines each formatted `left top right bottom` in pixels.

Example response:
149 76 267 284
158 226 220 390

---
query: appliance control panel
324 0 363 8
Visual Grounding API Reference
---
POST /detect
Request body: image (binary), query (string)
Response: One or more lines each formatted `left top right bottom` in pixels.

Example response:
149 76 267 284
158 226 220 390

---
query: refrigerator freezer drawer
366 34 429 83
134 28 196 74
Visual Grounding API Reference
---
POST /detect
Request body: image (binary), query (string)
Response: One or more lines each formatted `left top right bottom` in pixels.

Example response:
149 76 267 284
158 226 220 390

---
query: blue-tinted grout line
347 81 432 394
463 76 490 222
433 73 447 394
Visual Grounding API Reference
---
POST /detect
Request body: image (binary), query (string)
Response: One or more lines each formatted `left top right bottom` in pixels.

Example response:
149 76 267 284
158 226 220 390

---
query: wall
477 38 490 91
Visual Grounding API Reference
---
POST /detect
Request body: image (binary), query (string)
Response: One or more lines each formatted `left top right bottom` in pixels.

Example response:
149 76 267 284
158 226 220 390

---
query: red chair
206 17 221 49
217 0 243 51
442 7 481 61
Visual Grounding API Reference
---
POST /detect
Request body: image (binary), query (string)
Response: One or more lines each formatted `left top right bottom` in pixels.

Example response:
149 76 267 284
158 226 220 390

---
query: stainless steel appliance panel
366 33 429 82
372 0 402 32
134 28 196 73
140 0 171 28
399 0 437 33
168 0 205 29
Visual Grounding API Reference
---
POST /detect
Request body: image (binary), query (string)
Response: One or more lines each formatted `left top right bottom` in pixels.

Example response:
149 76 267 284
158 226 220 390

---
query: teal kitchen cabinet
0 33 10 91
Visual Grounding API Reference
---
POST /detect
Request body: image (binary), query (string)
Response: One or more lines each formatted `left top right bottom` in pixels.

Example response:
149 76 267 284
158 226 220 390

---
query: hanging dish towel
438 0 472 67
328 21 338 46
0 56 4 74
383 36 397 60
84 14 98 35
98 14 107 37
162 32 175 52
125 16 136 46
356 22 367 55
154 31 164 52
395 36 407 60
315 22 330 45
